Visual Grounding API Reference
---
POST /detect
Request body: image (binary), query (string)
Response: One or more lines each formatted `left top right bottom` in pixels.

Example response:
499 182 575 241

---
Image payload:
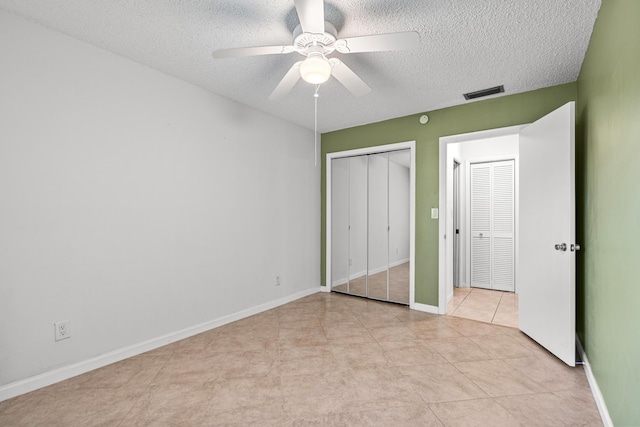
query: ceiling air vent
463 85 504 100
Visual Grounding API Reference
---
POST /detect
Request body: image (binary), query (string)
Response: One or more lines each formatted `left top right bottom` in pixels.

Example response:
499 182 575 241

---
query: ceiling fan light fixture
299 53 331 84
212 0 419 100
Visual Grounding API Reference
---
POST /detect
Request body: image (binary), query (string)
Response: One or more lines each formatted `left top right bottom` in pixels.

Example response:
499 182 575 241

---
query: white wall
0 10 319 389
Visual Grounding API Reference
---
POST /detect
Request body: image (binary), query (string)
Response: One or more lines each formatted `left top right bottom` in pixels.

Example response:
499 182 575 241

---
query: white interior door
518 102 576 366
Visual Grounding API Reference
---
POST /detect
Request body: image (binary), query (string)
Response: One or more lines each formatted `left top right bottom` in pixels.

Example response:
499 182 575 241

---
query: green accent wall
577 0 640 424
321 82 576 306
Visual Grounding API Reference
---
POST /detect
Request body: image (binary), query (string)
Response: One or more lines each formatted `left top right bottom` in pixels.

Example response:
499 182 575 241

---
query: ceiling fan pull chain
314 85 320 166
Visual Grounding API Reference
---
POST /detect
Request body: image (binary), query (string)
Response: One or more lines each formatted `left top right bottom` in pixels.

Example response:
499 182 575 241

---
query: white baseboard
0 286 321 403
389 258 410 269
411 302 441 315
575 337 613 427
332 269 366 287
331 278 347 287
447 291 454 304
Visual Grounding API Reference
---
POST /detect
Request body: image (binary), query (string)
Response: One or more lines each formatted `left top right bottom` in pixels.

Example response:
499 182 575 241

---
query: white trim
324 153 336 290
326 141 416 161
412 302 441 315
389 258 410 269
447 290 454 304
408 143 416 309
0 286 321 402
438 125 526 314
576 338 613 427
326 141 416 310
440 125 528 145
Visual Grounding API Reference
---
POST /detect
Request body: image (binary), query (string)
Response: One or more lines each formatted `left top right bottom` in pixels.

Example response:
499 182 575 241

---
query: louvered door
491 161 515 291
470 164 492 289
470 160 515 291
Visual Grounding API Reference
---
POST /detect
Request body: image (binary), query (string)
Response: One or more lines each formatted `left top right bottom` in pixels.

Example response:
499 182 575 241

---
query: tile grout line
450 287 472 315
1 293 600 425
490 291 504 325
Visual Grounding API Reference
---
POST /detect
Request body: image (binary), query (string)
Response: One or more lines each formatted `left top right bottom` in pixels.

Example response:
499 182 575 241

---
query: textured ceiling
0 0 601 133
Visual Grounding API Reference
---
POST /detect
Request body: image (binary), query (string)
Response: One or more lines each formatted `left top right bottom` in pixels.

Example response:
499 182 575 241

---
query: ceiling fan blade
329 59 371 97
213 45 294 59
294 0 325 34
269 62 303 100
335 31 420 54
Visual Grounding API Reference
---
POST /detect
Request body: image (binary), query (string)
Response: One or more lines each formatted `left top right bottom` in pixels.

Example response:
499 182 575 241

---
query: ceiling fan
212 0 420 100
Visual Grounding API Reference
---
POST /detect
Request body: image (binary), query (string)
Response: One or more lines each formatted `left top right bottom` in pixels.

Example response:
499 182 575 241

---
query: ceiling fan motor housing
293 22 337 57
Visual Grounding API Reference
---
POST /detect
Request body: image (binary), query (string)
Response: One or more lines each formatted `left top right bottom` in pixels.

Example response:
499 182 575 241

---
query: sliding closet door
367 153 389 300
388 150 411 303
330 150 411 305
348 155 368 297
331 158 350 292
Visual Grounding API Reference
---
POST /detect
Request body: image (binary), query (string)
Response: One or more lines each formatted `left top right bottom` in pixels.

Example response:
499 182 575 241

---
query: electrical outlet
275 276 281 286
54 320 71 341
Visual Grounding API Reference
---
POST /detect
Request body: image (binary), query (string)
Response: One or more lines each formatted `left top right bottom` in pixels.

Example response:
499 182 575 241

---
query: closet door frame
325 141 416 308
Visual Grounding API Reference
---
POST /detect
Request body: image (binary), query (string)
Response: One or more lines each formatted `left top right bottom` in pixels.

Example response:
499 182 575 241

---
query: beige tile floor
447 287 519 328
0 292 602 426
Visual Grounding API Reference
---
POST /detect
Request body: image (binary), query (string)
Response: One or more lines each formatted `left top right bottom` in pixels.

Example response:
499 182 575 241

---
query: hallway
447 288 518 328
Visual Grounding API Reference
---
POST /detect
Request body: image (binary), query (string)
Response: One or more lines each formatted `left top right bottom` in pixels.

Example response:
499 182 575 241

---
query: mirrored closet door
330 149 410 304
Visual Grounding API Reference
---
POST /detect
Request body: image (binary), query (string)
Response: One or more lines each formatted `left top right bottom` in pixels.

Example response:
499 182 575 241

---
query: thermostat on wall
419 115 429 125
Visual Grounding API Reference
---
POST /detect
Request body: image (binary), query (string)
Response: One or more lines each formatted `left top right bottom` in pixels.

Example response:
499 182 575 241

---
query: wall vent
463 85 504 100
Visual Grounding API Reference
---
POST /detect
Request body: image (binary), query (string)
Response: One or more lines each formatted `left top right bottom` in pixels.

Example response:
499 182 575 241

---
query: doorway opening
438 102 577 366
438 125 525 317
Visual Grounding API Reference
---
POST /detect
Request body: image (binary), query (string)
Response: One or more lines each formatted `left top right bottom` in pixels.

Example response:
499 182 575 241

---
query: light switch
431 208 439 219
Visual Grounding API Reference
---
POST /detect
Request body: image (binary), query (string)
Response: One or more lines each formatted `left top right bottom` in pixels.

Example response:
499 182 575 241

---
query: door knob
554 243 567 251
571 244 581 252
